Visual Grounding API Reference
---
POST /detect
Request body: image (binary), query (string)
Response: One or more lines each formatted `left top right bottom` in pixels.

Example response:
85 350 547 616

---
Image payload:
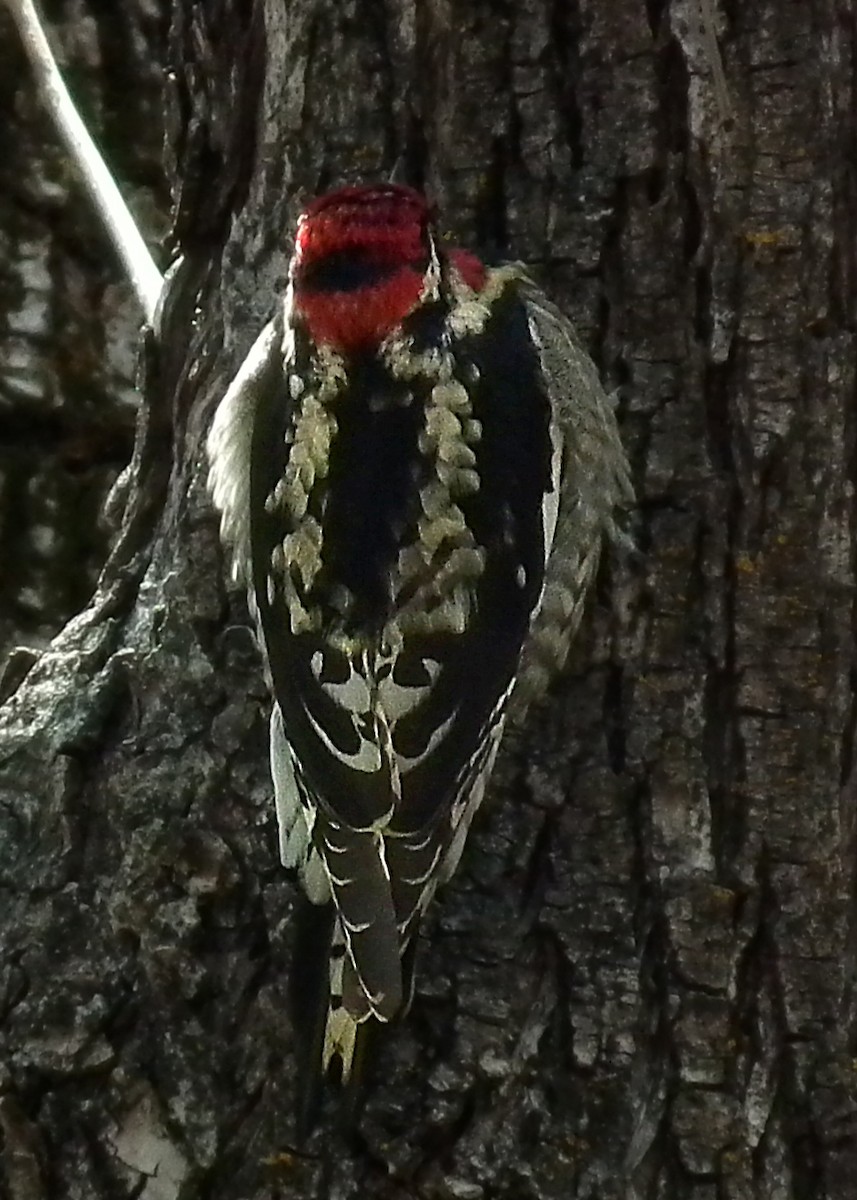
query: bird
206 182 632 1121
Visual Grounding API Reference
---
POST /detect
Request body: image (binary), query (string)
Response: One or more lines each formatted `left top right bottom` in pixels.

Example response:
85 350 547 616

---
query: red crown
295 185 429 267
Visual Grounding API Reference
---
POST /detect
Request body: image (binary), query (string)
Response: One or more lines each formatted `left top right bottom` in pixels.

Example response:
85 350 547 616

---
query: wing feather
511 278 635 710
206 317 283 581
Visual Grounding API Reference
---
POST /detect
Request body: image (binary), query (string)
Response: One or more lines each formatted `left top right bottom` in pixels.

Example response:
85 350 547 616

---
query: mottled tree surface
0 0 167 657
1 2 856 1198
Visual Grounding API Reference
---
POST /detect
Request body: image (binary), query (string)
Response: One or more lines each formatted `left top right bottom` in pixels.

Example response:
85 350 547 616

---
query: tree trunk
0 0 167 657
2 2 856 1198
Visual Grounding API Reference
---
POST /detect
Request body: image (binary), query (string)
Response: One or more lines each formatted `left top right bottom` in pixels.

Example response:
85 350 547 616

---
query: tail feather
293 904 392 1139
290 899 335 1140
316 815 403 1020
322 921 364 1079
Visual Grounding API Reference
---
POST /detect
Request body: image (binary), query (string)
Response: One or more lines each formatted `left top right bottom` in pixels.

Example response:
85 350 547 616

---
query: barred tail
291 903 381 1137
322 918 367 1083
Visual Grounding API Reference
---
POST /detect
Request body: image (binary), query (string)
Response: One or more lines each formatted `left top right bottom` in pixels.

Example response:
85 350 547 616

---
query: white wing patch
270 702 302 866
270 703 329 903
206 316 287 582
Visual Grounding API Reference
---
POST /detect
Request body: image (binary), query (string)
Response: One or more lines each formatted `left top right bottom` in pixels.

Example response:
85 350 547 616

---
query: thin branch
695 0 733 128
4 0 164 324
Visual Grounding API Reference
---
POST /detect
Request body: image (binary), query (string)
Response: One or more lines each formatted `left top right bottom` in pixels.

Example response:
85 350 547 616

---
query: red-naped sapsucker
206 183 632 1112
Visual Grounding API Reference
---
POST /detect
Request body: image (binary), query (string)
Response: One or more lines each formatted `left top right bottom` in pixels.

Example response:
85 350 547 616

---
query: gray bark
0 0 166 657
1 1 856 1198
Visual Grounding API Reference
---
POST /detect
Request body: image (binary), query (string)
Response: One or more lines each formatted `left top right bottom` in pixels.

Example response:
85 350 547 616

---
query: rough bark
0 0 167 658
1 1 856 1198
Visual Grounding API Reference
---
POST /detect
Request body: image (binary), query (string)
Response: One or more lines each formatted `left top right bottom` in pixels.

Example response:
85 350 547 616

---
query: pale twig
695 0 733 128
4 0 163 323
